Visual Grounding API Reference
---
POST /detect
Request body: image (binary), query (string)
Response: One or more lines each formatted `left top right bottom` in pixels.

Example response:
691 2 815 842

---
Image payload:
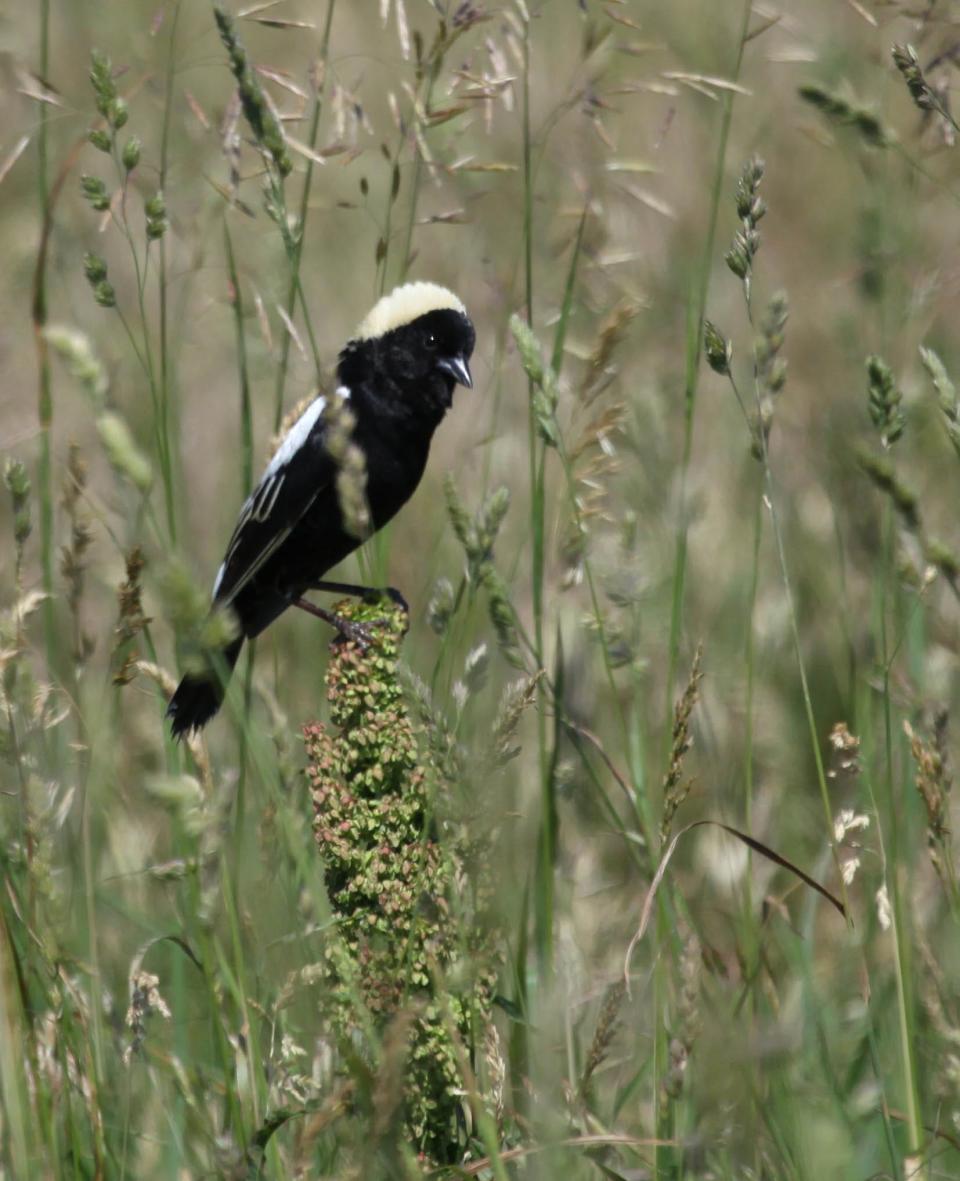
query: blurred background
2 1 960 1177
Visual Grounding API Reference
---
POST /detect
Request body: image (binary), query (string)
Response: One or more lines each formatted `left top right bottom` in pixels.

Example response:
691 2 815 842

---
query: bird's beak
437 353 473 389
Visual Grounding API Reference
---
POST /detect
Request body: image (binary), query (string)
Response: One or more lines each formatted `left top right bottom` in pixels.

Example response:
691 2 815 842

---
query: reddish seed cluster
304 601 497 1161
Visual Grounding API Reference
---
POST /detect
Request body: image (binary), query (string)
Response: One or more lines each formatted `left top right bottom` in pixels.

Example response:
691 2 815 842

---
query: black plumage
167 283 476 737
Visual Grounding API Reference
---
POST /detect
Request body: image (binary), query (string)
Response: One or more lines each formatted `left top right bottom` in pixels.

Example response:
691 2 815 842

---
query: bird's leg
292 597 377 648
306 579 409 616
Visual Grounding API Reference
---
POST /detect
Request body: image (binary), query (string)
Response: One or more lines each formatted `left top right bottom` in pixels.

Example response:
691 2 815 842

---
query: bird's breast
362 430 431 529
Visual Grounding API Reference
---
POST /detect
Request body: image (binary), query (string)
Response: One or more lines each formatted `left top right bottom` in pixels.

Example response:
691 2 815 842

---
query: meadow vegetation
2 1 960 1177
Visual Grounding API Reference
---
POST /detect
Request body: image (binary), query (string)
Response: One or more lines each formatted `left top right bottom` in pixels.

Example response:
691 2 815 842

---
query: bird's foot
330 616 380 650
305 580 410 626
293 595 405 649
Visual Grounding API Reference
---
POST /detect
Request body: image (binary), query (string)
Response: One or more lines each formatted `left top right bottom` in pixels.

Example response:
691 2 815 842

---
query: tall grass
2 3 960 1179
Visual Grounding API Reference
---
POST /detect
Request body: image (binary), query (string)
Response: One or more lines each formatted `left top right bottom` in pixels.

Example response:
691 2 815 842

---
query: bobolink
167 281 476 737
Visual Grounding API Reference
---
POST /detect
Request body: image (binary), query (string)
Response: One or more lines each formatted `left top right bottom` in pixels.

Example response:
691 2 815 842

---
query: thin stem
223 210 256 838
730 370 850 915
665 0 751 720
108 178 175 541
743 477 763 1167
522 22 541 663
36 0 57 671
879 503 922 1159
157 1 183 542
396 61 441 286
655 11 751 1173
272 0 336 431
518 10 554 985
224 220 253 498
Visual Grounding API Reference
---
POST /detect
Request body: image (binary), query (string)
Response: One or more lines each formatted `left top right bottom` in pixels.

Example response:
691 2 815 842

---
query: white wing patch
355 282 466 341
265 393 328 478
210 387 351 604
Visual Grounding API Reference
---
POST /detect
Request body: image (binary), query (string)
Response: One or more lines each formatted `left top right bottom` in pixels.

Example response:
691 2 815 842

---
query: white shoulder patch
264 392 331 478
355 281 466 341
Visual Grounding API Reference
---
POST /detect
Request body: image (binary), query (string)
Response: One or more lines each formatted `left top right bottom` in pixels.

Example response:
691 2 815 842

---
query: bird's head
341 282 476 418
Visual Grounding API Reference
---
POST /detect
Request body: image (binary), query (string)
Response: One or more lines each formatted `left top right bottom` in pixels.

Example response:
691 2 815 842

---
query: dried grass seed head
660 645 703 845
798 82 891 148
892 44 937 112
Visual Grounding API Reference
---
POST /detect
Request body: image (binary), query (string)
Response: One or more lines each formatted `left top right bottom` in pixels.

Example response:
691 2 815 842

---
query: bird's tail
167 637 243 739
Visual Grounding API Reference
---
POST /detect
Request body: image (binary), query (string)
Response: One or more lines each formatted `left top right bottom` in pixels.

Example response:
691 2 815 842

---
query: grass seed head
856 447 918 530
905 715 954 885
725 155 766 292
4 458 32 554
892 44 937 112
579 300 639 403
703 319 732 375
113 547 150 685
660 645 703 846
578 980 626 1102
121 135 141 172
798 82 891 148
661 928 701 1104
60 445 94 668
123 968 172 1065
489 671 543 769
145 191 168 240
213 2 292 177
324 390 371 540
427 576 455 635
866 354 905 448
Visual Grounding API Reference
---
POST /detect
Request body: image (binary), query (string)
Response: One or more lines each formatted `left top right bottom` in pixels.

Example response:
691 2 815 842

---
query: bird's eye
424 332 438 350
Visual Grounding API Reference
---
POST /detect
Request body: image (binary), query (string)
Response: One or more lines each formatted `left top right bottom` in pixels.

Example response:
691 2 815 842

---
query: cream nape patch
354 281 466 341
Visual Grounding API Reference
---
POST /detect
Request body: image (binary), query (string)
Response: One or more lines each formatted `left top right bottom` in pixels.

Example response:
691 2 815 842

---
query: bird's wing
211 393 336 608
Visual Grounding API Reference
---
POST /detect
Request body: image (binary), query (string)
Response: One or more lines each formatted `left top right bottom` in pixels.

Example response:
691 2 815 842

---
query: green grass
2 2 960 1178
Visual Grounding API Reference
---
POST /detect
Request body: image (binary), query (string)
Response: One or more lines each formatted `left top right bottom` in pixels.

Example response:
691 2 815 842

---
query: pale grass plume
426 576 455 635
876 883 892 931
919 345 960 461
904 714 955 892
135 661 213 793
827 722 861 781
661 927 701 1105
834 808 870 844
123 963 172 1065
482 1021 505 1123
323 389 371 540
488 671 544 769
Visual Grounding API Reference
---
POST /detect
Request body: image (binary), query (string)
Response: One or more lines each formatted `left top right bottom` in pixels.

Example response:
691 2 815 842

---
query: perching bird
167 281 476 737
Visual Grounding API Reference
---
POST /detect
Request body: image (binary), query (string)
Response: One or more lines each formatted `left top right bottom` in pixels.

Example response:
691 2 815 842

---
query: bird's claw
332 619 375 649
331 617 397 650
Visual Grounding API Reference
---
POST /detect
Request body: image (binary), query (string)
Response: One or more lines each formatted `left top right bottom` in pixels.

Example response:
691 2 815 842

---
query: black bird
167 281 476 737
